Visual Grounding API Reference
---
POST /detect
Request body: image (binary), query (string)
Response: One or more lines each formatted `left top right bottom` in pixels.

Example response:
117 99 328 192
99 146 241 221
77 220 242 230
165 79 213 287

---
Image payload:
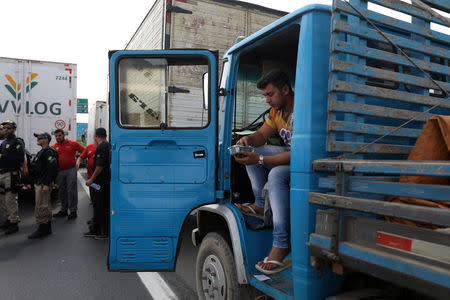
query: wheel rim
201 254 227 300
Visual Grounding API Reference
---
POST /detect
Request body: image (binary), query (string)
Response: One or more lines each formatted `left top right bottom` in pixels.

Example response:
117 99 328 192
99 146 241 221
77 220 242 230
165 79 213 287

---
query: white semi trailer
126 0 286 128
87 100 108 145
0 57 77 154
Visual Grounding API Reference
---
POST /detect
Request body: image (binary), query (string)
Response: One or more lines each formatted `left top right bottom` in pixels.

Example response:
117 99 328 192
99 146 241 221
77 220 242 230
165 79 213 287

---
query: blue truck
107 0 450 299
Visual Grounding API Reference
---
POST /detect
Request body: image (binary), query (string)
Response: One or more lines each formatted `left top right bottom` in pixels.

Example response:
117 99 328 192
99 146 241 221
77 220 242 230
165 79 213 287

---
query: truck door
108 50 218 271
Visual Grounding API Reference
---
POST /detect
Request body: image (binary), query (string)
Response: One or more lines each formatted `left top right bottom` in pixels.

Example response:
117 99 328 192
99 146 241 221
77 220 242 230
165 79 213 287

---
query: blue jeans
246 145 290 249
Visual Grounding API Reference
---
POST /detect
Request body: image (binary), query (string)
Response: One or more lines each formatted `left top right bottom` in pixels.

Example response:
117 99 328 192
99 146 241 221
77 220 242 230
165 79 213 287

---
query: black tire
196 232 256 300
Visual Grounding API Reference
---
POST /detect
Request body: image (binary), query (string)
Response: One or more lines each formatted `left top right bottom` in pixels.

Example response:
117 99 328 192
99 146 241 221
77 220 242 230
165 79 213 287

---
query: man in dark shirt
0 120 25 235
28 132 59 239
84 128 110 239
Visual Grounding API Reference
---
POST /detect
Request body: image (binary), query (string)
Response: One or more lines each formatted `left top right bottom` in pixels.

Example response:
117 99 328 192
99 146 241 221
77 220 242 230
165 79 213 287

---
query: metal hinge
167 3 192 14
215 190 230 200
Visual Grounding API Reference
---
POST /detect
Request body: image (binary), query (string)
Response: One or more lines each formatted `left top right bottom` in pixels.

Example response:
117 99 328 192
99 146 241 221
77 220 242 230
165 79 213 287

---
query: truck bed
309 0 450 298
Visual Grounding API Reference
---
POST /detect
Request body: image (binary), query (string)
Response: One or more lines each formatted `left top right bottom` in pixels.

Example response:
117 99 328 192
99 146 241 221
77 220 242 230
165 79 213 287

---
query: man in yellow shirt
234 70 293 274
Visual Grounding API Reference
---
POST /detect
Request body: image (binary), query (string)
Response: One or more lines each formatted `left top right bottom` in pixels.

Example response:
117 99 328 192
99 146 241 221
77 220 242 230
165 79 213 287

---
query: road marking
77 171 179 299
138 272 179 300
77 171 90 195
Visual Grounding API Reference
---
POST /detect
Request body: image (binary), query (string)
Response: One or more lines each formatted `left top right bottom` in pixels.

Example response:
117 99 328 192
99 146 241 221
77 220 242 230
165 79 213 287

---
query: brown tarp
387 115 450 228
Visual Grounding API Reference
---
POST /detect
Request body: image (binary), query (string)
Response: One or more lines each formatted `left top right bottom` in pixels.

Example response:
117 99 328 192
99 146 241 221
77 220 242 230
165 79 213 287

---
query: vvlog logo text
2 74 61 115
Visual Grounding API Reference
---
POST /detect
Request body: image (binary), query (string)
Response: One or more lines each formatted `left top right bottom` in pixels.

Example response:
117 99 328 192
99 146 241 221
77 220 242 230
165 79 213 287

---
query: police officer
84 128 110 239
0 124 6 144
28 132 58 239
0 120 25 235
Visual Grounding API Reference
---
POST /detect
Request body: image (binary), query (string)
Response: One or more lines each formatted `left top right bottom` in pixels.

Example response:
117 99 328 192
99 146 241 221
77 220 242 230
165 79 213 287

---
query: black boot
28 222 51 239
0 219 11 229
46 222 52 234
53 211 68 217
67 211 77 220
28 224 44 239
4 222 18 235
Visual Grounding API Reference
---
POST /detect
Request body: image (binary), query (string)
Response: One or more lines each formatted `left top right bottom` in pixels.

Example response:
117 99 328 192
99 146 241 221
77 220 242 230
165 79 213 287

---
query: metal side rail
308 159 450 298
312 159 450 177
308 210 450 300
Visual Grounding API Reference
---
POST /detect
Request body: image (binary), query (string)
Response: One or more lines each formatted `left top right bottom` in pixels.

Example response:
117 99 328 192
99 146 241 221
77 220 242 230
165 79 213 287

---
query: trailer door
108 50 218 271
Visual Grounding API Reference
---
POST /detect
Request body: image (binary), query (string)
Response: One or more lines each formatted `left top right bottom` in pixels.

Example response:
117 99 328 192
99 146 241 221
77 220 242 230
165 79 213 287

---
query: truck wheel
196 232 252 300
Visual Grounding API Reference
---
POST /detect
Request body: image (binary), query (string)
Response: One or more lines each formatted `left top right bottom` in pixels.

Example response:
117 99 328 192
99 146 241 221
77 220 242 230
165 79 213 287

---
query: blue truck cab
108 1 450 299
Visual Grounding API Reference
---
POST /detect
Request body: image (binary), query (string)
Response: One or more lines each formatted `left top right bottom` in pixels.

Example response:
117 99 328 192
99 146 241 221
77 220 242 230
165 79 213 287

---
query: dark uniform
0 122 24 235
28 133 58 239
92 140 111 237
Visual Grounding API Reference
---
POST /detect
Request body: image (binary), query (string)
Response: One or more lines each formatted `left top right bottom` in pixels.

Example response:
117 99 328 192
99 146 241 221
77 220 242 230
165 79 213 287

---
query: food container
227 145 255 156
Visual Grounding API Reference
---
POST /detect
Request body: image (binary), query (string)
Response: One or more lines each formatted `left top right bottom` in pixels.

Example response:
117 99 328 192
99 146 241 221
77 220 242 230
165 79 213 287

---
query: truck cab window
234 66 268 131
118 57 209 128
233 25 299 134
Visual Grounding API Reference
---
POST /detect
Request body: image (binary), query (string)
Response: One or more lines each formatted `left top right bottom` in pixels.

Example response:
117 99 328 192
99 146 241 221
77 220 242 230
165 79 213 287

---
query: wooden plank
420 0 450 13
312 159 450 177
319 176 450 202
335 0 450 44
370 0 449 27
331 60 450 91
329 100 434 122
410 0 450 27
330 80 450 109
331 40 450 76
329 120 422 138
328 141 413 154
309 192 450 227
332 19 450 59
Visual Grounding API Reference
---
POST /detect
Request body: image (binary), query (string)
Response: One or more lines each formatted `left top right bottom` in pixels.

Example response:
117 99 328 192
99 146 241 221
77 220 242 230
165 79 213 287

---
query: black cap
34 132 51 142
1 120 17 128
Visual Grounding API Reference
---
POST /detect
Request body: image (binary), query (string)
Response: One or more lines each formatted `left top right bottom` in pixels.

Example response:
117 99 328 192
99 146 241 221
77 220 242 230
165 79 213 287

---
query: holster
10 171 21 193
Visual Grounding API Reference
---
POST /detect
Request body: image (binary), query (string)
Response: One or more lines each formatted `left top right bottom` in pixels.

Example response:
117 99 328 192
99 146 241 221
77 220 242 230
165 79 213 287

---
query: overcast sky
0 0 331 115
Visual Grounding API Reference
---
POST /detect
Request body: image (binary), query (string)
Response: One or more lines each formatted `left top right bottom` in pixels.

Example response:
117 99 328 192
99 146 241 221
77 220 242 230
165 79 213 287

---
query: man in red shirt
52 129 84 219
76 143 97 179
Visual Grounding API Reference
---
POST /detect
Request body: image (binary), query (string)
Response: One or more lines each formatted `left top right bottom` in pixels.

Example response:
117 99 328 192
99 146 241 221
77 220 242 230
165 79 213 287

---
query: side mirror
202 72 209 110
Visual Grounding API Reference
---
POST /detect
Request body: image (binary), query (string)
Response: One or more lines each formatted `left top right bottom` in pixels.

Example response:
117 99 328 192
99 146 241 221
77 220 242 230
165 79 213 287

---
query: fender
192 203 248 284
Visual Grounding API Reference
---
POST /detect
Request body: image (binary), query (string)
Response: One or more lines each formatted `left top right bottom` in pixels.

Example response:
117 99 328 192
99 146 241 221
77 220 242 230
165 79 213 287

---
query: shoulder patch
16 144 21 149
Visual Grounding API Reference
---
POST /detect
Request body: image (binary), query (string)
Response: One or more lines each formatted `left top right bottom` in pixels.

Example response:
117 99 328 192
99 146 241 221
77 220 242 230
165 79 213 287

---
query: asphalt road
0 169 198 300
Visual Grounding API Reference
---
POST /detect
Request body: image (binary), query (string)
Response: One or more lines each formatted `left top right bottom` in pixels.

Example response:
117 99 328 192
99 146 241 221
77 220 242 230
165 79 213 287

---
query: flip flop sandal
235 203 264 220
255 257 292 275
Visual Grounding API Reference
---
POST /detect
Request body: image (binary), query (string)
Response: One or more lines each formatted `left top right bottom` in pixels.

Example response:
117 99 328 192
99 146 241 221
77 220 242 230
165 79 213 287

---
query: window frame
115 54 212 130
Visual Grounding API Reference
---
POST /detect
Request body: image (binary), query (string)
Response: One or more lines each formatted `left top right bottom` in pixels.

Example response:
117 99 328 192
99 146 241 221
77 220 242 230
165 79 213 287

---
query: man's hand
76 158 81 170
236 136 250 146
85 178 93 187
234 152 259 165
42 185 50 192
22 165 29 176
21 159 29 176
